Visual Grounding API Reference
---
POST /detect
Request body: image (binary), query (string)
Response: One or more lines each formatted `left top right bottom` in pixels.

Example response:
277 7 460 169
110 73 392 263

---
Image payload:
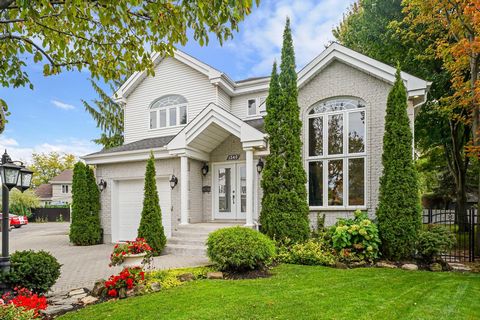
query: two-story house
83 43 430 245
35 169 73 206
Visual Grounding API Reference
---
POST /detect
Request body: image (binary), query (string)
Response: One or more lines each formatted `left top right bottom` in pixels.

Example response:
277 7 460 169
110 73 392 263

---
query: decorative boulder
150 282 161 292
91 279 106 297
429 263 443 272
178 273 195 282
401 263 418 271
207 272 223 279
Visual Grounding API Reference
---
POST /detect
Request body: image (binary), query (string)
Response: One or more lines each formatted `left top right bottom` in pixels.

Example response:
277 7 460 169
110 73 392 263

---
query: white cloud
51 99 75 110
227 0 355 78
0 137 97 164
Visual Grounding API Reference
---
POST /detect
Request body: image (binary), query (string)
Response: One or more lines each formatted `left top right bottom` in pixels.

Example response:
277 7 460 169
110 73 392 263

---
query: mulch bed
222 269 272 280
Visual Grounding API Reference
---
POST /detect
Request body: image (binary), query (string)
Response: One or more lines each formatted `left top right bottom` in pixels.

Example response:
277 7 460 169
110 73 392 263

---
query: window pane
349 111 365 153
308 162 323 206
179 106 187 125
328 160 343 206
248 99 256 116
309 117 323 156
328 114 343 155
218 168 231 212
169 107 177 126
150 111 157 129
349 158 365 206
159 109 167 128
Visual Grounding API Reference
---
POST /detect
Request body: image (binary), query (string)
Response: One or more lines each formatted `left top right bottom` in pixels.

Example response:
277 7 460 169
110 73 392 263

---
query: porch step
165 222 242 257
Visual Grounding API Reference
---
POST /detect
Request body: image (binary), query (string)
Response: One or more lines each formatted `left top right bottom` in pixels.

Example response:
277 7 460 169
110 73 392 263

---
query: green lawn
60 264 480 320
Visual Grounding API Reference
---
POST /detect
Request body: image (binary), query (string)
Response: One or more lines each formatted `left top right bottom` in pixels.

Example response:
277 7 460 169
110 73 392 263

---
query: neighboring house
83 43 430 244
34 169 73 206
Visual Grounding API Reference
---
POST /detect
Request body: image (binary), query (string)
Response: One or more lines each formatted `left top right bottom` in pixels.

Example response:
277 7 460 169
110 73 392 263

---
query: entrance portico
167 104 267 227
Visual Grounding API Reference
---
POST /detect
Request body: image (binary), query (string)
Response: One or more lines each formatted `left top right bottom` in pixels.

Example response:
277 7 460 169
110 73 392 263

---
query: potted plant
110 238 153 268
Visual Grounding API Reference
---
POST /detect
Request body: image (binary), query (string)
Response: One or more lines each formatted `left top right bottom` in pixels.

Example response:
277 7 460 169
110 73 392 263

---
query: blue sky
0 0 354 163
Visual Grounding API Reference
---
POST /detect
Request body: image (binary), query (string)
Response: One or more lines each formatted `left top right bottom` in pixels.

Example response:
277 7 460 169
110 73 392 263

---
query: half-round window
307 97 366 208
149 94 188 129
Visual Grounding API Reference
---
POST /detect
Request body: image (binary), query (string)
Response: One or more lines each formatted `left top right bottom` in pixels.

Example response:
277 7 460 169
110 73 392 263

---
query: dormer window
150 94 188 129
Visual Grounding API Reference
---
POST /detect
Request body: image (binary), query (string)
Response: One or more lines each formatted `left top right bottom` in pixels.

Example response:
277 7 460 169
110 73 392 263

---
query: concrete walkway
8 223 209 294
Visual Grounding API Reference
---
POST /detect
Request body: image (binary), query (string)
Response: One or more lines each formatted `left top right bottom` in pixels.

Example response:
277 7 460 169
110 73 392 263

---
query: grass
59 264 480 320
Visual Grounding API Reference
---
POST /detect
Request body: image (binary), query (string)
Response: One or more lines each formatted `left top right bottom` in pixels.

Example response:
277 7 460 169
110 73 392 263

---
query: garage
114 178 171 242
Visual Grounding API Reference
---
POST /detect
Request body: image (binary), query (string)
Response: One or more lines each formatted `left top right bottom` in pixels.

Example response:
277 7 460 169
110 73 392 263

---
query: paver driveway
9 223 209 294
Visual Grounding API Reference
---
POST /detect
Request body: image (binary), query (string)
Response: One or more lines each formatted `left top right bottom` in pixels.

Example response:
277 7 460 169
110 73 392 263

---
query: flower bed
1 287 47 319
105 267 145 298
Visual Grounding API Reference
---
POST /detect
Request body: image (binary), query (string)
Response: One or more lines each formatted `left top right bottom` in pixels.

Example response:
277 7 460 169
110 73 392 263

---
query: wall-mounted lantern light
201 163 209 176
256 158 264 174
98 179 107 192
169 175 178 189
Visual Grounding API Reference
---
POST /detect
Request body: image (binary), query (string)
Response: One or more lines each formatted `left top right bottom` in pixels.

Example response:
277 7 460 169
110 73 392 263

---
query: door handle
232 195 235 205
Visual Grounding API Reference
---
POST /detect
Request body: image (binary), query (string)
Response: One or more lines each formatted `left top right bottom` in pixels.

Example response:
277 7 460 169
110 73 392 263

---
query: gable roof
35 184 52 199
87 136 175 156
113 42 430 103
50 169 73 184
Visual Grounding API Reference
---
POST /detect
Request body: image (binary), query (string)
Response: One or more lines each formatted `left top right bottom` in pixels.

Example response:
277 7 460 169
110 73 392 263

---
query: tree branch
0 34 56 66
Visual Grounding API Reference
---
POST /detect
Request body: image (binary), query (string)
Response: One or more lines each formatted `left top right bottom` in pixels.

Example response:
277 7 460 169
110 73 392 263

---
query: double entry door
214 163 247 220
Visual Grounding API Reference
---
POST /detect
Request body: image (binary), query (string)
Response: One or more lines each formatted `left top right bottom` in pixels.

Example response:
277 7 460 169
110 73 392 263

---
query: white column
180 155 189 225
245 148 254 227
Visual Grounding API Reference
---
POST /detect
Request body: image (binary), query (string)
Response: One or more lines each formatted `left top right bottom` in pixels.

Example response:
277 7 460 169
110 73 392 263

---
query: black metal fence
422 208 478 262
31 208 70 222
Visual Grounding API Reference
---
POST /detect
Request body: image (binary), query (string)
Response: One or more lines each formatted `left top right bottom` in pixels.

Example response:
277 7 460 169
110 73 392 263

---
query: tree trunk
471 53 480 256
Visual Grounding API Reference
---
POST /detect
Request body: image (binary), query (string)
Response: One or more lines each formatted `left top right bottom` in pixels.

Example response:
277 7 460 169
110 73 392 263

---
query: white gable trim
114 43 430 103
298 43 431 98
167 103 266 157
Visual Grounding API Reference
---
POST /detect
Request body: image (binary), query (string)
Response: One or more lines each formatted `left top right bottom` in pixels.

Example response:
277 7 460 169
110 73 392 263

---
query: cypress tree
260 18 310 243
138 153 166 255
86 166 102 244
70 162 103 245
376 68 421 260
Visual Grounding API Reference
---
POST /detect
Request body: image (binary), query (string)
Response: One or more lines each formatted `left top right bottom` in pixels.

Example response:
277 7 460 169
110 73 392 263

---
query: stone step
168 237 206 246
171 230 211 239
164 244 206 256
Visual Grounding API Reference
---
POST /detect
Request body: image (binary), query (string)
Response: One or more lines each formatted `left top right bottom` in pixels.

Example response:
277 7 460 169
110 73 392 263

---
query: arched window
149 94 188 129
307 98 366 208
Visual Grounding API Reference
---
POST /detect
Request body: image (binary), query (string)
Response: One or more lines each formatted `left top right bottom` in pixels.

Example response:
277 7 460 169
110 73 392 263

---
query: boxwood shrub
417 225 456 263
207 227 276 272
2 250 61 293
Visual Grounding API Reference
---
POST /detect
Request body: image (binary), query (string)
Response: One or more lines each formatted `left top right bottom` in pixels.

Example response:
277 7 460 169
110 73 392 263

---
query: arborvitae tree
376 68 422 260
69 162 90 245
260 18 310 243
138 153 166 255
86 166 102 244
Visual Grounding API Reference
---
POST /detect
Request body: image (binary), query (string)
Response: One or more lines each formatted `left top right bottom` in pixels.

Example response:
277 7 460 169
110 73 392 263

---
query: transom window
150 94 188 129
307 98 366 208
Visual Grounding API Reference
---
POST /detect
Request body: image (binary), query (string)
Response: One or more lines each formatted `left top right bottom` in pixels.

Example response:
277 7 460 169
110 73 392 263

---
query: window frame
149 95 188 130
62 184 69 194
306 98 367 210
247 98 258 117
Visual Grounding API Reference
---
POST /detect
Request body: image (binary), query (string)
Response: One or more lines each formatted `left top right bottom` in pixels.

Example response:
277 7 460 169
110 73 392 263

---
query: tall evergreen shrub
376 68 421 260
137 153 166 255
260 18 310 243
70 162 101 245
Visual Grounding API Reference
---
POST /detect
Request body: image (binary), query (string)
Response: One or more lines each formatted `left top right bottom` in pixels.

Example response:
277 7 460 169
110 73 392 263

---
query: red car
0 213 28 228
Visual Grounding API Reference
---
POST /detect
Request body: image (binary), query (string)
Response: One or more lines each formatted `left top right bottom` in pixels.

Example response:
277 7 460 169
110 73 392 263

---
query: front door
214 163 247 220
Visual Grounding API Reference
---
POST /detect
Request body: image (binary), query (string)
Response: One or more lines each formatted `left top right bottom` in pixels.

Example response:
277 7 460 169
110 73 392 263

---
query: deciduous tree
28 152 76 187
0 0 259 132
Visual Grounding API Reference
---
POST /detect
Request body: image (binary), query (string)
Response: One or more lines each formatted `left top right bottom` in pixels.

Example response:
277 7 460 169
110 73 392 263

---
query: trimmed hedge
207 227 276 271
2 250 61 293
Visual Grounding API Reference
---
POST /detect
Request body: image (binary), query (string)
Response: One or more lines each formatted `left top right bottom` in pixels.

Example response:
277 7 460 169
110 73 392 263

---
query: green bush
0 304 36 320
69 162 102 245
2 250 61 293
417 225 456 263
278 238 336 266
330 210 381 263
376 68 421 260
137 153 166 255
207 227 276 271
144 266 215 291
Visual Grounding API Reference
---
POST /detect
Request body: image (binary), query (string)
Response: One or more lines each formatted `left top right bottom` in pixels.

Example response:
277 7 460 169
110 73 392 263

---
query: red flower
126 278 134 289
108 289 118 297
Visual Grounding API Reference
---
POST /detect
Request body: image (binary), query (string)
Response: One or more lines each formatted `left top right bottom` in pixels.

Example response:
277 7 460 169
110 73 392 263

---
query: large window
149 94 188 129
307 98 366 208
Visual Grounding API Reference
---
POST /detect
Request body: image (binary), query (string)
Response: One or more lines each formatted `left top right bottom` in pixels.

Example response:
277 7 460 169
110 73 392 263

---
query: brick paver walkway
8 223 209 294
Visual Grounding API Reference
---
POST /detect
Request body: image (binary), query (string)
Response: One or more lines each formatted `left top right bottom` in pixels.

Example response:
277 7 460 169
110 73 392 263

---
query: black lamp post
0 150 32 273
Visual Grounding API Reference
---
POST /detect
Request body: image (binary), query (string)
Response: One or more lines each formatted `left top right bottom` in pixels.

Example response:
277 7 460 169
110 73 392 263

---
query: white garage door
116 178 171 242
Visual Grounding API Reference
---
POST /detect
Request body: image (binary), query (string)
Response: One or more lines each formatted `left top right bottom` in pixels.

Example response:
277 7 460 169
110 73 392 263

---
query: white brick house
83 43 430 244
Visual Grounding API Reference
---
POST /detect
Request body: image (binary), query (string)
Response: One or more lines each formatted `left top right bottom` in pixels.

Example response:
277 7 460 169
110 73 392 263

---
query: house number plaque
226 154 240 161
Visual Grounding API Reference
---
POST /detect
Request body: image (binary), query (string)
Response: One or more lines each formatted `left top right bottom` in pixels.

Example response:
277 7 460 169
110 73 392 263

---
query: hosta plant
330 210 381 262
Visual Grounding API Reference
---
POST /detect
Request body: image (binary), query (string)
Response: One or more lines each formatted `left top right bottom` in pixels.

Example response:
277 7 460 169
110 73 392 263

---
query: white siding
217 87 231 111
230 91 268 119
124 57 217 144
